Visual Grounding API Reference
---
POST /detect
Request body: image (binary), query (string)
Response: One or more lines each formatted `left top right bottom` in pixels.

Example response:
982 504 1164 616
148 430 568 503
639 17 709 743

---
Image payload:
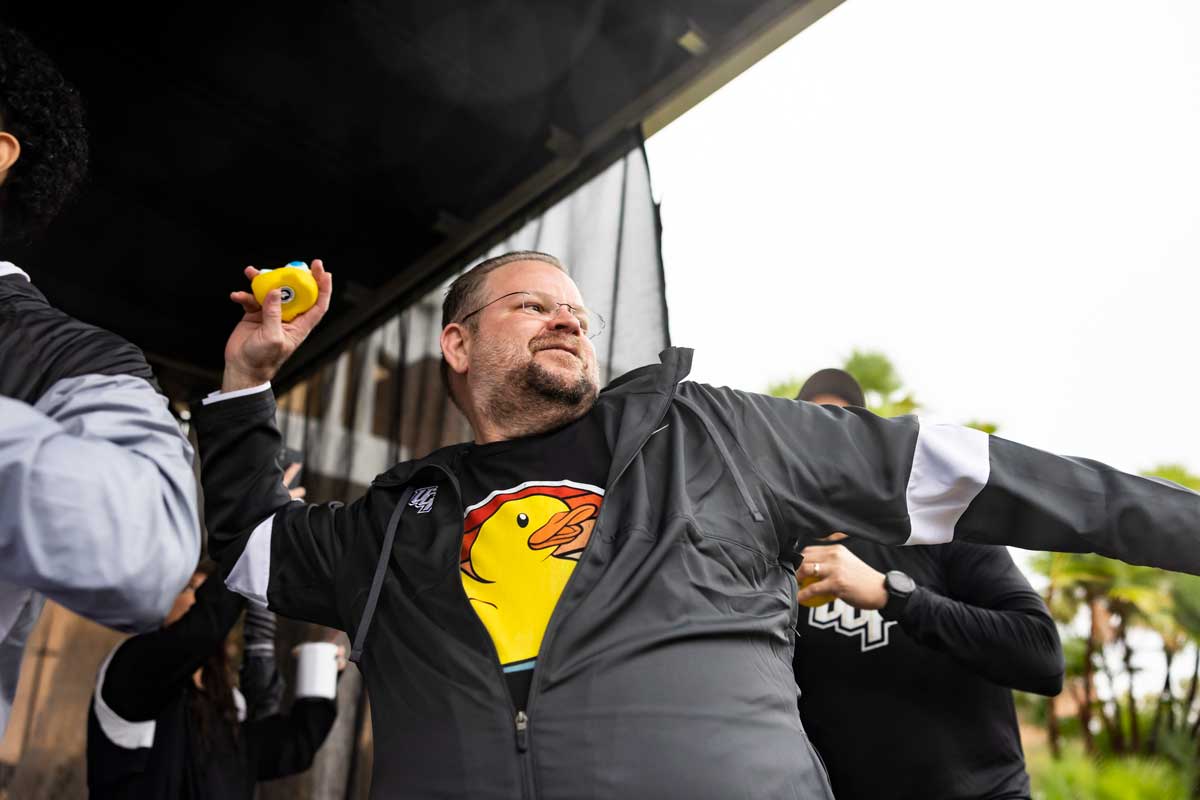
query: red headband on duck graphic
460 484 602 578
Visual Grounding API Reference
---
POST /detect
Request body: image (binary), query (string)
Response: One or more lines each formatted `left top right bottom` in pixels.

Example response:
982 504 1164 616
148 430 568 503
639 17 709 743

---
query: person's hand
222 259 332 392
796 534 888 610
282 463 307 500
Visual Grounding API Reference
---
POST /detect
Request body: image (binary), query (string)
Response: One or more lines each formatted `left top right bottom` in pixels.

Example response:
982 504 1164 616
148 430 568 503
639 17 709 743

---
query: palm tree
1035 552 1121 754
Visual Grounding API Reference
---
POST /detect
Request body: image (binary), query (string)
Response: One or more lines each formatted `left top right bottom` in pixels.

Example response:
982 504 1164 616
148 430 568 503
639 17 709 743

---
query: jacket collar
603 347 693 396
596 347 691 485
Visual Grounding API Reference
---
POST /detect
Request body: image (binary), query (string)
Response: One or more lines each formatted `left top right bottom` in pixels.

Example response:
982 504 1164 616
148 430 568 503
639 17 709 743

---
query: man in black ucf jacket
193 251 1200 798
792 370 1063 800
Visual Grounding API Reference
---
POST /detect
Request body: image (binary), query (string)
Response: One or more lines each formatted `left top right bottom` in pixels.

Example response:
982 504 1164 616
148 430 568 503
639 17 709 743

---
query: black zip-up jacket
192 347 1200 798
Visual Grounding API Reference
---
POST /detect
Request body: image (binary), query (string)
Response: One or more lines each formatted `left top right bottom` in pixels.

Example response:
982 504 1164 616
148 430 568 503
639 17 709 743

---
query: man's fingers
818 532 849 543
801 560 830 578
282 462 301 486
231 291 262 314
801 543 845 561
288 486 307 500
286 260 332 336
261 289 284 336
244 265 262 281
312 258 332 315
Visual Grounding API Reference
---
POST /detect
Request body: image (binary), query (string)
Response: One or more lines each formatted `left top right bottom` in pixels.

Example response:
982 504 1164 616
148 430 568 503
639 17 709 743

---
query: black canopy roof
2 1 839 398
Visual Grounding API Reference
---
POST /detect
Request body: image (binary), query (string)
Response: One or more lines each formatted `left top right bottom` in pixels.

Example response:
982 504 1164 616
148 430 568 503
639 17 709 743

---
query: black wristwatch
880 570 916 621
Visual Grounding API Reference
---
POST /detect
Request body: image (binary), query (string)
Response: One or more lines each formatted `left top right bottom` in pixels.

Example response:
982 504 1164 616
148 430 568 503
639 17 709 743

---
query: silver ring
813 562 821 577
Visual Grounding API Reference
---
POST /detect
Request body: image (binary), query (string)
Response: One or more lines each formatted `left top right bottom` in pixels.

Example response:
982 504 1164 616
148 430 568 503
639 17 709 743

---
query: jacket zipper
515 710 535 797
426 463 537 798
362 354 695 796
523 381 681 729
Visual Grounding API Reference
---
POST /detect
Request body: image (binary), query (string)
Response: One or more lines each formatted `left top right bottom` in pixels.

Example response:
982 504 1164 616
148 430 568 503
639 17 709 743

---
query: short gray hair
439 250 566 410
441 250 565 329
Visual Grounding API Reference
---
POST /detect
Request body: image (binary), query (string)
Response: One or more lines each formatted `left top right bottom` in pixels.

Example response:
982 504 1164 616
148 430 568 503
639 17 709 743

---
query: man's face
464 260 601 415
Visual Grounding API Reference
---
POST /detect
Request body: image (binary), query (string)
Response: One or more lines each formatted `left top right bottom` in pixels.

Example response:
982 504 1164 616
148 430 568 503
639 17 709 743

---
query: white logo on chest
409 486 438 514
807 599 897 652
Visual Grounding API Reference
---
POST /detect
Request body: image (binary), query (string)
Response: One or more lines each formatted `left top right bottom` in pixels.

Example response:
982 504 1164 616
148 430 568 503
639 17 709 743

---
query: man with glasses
192 250 1200 797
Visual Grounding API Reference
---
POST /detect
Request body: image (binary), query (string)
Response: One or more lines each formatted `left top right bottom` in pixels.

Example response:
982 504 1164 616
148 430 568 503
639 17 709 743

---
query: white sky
646 0 1200 477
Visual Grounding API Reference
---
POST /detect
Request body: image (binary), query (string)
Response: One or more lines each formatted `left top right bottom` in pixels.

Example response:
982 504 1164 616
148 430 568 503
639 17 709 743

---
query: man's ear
440 323 470 377
0 132 21 184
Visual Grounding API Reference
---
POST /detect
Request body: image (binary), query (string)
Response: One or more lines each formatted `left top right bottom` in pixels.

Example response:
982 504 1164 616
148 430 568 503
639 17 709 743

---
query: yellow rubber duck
461 491 598 666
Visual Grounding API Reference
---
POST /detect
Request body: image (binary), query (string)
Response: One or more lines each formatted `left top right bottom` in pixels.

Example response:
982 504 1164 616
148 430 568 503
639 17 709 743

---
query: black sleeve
101 575 245 721
191 388 368 630
245 697 338 781
190 389 293 569
683 383 1200 575
897 543 1064 696
240 603 285 720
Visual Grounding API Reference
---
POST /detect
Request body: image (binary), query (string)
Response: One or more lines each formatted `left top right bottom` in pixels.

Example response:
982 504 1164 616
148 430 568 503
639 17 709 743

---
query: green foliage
1030 749 1188 800
765 378 804 400
1171 573 1200 639
842 350 902 398
1014 690 1049 725
1159 729 1200 796
774 350 1001 427
1059 635 1091 679
1143 464 1200 492
872 392 919 418
771 350 922 418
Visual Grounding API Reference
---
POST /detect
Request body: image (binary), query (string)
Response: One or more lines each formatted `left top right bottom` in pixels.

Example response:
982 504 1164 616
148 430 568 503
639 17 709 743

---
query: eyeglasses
457 290 606 339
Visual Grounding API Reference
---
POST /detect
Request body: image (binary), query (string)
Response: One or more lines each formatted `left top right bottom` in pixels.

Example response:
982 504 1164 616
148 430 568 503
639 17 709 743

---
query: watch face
887 571 916 595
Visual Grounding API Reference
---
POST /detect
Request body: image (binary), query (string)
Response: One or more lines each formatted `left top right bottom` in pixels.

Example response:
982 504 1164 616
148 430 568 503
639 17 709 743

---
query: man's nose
548 304 582 334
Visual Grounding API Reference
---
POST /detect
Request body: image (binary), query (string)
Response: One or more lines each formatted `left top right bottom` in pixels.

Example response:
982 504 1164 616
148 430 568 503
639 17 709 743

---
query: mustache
529 334 582 357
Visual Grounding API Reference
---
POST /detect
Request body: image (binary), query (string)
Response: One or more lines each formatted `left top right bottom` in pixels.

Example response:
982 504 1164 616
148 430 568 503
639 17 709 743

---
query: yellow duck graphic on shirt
460 483 603 667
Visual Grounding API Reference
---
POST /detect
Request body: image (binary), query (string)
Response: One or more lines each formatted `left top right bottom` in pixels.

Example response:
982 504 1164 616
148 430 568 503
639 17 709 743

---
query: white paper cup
294 641 339 700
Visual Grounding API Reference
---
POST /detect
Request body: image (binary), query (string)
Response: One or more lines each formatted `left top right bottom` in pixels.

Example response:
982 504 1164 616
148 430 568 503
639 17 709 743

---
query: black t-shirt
795 539 1048 800
457 411 611 710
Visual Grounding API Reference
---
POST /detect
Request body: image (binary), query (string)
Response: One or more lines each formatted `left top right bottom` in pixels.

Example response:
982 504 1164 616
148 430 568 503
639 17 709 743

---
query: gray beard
484 358 598 437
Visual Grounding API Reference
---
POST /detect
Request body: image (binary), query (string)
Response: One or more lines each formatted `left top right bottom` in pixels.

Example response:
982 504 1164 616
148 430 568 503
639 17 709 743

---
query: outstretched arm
686 382 1200 575
0 377 199 632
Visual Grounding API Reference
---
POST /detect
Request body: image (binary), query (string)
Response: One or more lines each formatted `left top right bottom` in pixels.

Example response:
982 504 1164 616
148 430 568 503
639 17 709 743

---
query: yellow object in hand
252 262 319 322
798 575 836 608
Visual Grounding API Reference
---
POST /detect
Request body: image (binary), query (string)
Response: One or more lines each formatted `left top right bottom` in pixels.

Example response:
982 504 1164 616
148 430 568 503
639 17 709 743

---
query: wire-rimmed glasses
457 290 606 339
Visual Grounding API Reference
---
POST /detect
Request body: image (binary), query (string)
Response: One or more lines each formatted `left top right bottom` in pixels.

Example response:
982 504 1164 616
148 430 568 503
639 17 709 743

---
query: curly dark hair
0 25 88 243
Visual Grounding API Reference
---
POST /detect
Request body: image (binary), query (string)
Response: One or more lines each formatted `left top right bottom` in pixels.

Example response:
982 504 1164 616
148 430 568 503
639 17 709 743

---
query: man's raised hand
222 259 332 392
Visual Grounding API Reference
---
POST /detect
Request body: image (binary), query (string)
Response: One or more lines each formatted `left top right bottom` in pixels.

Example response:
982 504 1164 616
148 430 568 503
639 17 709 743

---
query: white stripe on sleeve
201 382 272 405
226 516 274 606
94 647 156 749
904 419 990 545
